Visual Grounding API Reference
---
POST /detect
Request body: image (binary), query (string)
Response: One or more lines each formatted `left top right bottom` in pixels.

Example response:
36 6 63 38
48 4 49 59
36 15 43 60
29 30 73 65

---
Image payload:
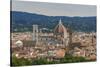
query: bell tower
33 25 38 44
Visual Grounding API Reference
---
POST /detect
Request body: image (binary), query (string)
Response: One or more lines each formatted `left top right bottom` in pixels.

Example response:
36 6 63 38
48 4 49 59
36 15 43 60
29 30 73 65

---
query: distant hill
10 11 96 32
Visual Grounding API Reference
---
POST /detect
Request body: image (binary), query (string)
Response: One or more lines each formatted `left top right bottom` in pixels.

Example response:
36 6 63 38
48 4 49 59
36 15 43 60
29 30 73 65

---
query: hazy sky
11 0 96 17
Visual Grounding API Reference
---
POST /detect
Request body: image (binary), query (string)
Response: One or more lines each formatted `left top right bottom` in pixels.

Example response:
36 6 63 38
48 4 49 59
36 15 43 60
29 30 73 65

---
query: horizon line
11 10 96 17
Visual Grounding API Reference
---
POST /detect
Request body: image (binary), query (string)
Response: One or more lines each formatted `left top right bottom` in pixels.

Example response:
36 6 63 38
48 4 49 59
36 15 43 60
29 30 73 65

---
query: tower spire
59 18 62 25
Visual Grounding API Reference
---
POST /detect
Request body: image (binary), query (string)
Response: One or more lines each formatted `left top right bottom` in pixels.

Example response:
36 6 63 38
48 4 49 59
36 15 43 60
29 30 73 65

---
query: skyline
12 0 96 17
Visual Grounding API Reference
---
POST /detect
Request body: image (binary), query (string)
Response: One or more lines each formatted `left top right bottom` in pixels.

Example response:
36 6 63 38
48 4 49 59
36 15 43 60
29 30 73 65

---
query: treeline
11 11 96 32
11 54 94 66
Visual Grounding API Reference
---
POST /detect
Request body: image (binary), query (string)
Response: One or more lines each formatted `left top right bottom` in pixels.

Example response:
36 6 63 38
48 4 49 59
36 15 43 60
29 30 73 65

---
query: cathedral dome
54 19 68 34
54 19 69 38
